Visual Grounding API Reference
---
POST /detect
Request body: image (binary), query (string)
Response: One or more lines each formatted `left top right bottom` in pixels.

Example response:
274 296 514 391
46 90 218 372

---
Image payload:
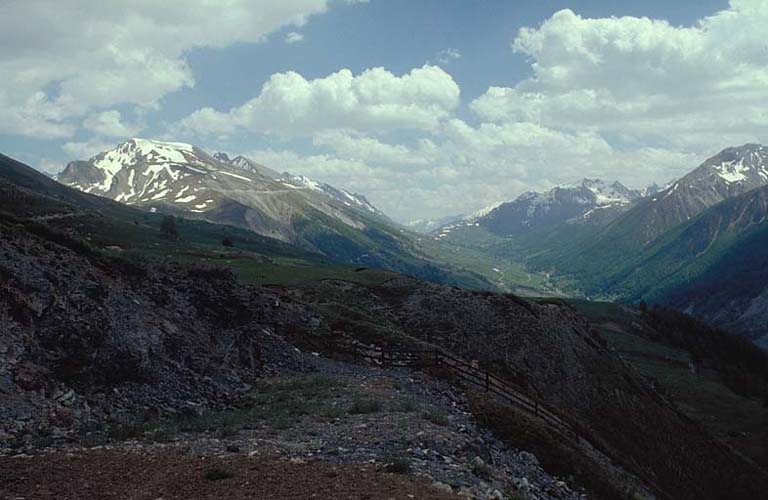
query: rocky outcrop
0 219 314 447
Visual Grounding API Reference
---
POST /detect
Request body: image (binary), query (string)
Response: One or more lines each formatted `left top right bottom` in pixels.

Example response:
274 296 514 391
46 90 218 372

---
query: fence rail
334 342 576 436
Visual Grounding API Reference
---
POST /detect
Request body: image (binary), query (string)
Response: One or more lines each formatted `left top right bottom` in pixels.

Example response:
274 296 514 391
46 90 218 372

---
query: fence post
381 346 387 368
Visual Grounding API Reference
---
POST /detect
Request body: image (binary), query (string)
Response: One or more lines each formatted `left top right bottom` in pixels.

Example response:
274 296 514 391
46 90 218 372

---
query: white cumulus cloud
83 110 142 138
470 1 768 150
62 138 119 161
177 65 461 138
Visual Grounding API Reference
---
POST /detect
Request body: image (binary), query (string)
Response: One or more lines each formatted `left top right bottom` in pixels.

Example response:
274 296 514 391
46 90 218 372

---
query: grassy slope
294 207 495 290
570 300 768 468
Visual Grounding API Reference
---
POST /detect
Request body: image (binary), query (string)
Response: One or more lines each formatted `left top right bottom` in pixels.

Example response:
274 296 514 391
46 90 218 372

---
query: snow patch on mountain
283 174 323 192
570 179 638 206
219 170 253 182
278 173 383 216
710 149 768 184
468 201 505 220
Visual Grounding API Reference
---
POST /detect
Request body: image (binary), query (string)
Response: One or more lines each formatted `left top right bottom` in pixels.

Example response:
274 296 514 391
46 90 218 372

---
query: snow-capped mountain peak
633 144 768 244
563 178 639 206
705 144 768 184
282 174 323 191
100 138 201 168
58 139 386 241
59 138 213 200
649 144 768 206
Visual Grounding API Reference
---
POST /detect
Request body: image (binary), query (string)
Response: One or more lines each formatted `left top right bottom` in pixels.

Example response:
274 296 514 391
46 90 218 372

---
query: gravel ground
2 355 585 500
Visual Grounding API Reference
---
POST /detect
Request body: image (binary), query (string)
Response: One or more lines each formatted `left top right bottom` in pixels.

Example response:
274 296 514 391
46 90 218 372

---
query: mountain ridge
428 178 644 248
55 139 495 289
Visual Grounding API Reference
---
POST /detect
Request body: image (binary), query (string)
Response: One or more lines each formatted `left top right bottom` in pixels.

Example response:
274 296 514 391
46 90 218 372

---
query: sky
2 0 767 222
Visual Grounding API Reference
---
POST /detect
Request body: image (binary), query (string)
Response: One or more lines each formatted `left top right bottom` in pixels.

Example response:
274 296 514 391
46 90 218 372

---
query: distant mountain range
56 138 492 288
478 178 643 235
431 144 768 346
429 178 647 245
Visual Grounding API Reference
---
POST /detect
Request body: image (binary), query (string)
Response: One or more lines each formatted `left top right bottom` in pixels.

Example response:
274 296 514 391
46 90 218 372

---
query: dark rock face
0 221 313 443
56 161 108 192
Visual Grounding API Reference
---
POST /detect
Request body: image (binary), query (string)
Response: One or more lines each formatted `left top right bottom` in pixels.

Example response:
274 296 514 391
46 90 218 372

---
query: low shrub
421 409 449 427
204 468 235 481
392 398 418 413
349 397 382 415
382 453 412 474
471 458 493 479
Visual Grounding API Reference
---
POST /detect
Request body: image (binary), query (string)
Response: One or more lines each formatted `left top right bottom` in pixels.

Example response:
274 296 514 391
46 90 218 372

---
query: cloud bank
0 0 337 137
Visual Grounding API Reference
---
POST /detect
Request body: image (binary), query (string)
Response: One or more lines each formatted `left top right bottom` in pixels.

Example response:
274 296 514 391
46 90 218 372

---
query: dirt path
0 448 458 500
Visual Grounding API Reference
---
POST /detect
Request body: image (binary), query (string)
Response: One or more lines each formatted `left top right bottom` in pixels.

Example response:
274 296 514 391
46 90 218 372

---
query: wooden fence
334 342 576 437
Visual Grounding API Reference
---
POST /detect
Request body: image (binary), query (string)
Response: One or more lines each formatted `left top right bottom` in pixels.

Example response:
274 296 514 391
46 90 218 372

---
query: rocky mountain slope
0 195 315 446
0 153 603 498
0 153 579 499
56 140 490 288
584 144 768 250
479 179 642 236
288 278 768 500
431 179 643 247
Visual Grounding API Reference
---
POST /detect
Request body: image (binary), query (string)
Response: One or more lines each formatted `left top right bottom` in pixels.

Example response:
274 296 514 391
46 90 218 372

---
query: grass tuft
204 468 235 481
422 409 449 426
349 397 382 415
382 452 412 474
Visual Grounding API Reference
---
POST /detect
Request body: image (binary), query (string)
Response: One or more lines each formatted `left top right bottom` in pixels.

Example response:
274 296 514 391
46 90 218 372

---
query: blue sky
170 0 728 114
4 0 768 221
